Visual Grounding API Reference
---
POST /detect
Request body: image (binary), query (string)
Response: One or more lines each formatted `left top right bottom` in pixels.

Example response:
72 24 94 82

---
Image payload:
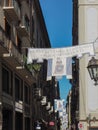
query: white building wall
79 0 98 129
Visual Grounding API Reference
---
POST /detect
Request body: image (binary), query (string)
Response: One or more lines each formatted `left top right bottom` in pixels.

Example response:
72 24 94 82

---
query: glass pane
2 67 9 93
92 67 98 80
88 68 93 79
15 77 20 100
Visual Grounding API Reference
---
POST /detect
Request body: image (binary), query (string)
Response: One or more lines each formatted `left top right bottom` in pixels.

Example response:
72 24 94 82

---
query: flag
52 57 66 77
54 99 65 112
55 76 62 80
66 57 72 79
46 59 52 81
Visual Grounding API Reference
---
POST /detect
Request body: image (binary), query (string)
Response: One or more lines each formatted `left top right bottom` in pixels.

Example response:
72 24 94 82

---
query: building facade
72 0 98 129
79 0 98 129
0 0 59 130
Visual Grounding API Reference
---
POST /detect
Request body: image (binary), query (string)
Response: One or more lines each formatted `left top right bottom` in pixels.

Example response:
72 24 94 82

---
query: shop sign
49 121 55 126
78 123 83 129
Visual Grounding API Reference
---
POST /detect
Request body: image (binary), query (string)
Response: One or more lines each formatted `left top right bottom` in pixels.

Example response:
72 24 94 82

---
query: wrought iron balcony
3 0 21 23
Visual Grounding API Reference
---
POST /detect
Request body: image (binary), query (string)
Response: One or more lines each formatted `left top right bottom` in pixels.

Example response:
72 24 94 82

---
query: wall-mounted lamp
87 57 98 85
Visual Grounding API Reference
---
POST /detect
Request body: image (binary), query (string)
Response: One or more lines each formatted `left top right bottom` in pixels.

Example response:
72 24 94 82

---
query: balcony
41 96 47 106
0 26 35 85
48 106 54 114
0 26 12 56
46 102 51 111
15 101 23 113
17 15 30 43
0 26 22 63
3 0 21 23
34 88 43 101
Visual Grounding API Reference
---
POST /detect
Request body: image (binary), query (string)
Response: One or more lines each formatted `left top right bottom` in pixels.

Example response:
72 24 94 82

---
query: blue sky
39 0 72 100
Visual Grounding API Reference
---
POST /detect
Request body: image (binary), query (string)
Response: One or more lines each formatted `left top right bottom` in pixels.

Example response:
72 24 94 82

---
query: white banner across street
27 43 94 79
27 43 94 64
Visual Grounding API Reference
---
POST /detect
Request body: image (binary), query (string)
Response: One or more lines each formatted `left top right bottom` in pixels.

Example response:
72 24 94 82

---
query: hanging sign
49 121 55 126
47 59 52 81
54 99 65 112
78 123 84 130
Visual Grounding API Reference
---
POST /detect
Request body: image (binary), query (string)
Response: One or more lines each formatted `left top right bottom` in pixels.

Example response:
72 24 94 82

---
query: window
15 75 23 101
24 84 30 104
4 0 10 6
5 18 11 39
2 65 13 95
16 35 22 53
40 38 43 48
17 0 21 8
32 17 34 35
25 117 30 130
24 15 30 32
26 0 29 4
36 29 39 47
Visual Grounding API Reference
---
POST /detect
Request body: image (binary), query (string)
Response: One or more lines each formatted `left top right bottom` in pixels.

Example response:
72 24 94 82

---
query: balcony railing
3 0 21 22
41 96 47 106
46 102 51 111
11 42 23 63
0 26 11 53
17 15 30 40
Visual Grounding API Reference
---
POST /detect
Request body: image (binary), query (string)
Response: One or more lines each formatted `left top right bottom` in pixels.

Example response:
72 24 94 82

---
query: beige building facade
79 0 98 129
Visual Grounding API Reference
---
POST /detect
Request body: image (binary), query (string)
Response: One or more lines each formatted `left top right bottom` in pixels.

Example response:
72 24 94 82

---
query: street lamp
87 57 98 85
